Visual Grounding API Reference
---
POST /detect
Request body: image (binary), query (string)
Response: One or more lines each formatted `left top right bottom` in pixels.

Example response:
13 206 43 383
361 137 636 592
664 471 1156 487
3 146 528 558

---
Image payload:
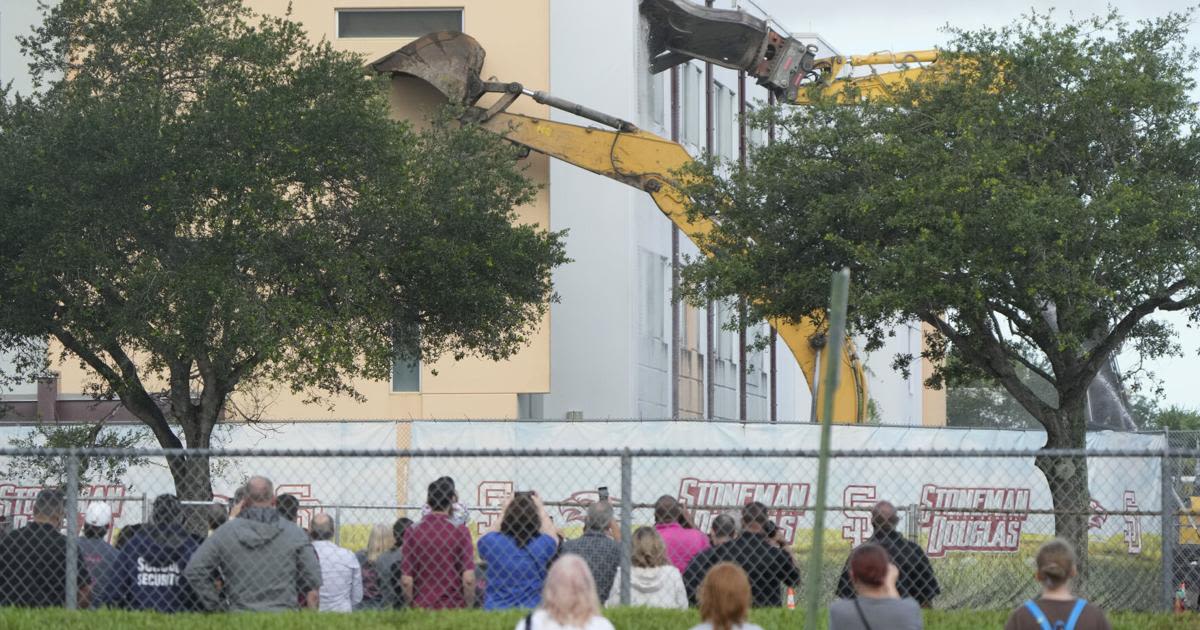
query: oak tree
0 0 566 499
680 11 1200 574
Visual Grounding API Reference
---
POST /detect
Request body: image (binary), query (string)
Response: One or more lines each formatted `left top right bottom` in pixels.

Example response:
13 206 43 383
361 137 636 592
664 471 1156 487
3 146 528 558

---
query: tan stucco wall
53 1 552 421
921 322 948 426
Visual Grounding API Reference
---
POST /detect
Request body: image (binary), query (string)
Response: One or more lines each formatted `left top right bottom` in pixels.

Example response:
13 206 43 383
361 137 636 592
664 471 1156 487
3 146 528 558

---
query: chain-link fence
0 446 1194 613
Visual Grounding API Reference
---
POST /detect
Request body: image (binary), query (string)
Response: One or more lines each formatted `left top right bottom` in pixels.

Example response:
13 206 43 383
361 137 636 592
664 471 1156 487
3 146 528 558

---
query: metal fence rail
0 446 1194 613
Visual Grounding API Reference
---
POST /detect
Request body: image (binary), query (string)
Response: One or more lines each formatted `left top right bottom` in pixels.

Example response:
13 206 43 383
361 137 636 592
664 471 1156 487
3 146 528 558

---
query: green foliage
678 9 1200 575
679 9 1200 444
0 607 1192 629
0 0 566 496
1144 404 1200 431
2 422 149 486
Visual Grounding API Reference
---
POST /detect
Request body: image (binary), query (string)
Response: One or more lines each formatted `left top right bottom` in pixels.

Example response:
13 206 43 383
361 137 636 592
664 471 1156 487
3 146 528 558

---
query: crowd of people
0 476 1113 630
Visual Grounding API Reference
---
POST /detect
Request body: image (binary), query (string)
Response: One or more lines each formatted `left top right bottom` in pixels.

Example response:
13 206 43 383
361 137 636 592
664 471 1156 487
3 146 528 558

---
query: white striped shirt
313 540 363 612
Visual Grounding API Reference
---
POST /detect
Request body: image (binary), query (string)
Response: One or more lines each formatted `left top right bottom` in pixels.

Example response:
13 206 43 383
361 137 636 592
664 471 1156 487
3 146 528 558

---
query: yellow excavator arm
796 50 940 105
479 112 867 422
373 32 869 423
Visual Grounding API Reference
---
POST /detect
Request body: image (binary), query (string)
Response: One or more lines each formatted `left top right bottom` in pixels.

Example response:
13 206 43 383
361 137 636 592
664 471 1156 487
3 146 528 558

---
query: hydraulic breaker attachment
640 0 816 100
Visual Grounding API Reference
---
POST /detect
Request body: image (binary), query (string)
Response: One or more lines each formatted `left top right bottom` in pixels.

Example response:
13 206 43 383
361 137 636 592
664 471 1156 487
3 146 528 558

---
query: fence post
620 449 633 606
334 505 342 545
64 451 79 611
804 269 851 630
1161 444 1175 611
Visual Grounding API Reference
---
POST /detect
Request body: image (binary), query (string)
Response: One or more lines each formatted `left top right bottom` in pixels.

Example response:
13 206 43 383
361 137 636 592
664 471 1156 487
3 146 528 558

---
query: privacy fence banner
0 420 1186 610
407 422 1165 550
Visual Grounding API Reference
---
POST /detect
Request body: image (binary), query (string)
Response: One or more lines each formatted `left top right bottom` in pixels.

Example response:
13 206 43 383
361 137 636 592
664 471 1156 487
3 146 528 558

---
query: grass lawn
0 607 1196 629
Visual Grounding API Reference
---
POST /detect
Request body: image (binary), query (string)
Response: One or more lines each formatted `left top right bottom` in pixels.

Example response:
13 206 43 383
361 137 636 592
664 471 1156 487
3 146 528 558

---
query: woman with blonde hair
605 526 687 609
516 554 614 630
689 562 762 630
1003 539 1111 630
354 523 392 609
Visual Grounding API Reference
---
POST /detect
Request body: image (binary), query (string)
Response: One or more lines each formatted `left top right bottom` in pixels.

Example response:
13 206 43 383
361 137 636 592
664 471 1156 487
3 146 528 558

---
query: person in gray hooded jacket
184 476 322 611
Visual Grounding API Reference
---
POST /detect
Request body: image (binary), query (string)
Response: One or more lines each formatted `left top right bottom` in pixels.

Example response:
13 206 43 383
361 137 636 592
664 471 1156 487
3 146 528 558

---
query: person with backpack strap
1004 539 1111 630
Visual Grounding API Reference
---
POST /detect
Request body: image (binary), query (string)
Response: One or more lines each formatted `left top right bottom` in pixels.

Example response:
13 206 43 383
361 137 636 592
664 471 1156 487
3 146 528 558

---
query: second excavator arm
641 0 941 105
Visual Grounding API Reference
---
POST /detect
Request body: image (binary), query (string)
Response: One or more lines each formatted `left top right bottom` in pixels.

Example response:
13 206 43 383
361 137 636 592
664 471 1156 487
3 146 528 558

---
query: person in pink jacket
653 496 709 573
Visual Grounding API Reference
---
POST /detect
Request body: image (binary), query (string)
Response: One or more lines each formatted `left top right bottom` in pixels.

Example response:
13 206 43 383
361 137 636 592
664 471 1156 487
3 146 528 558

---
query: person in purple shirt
653 496 709 573
478 491 559 609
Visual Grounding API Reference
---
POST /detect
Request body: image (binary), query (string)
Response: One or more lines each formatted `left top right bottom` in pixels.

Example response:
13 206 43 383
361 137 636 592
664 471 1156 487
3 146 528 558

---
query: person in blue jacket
103 494 203 611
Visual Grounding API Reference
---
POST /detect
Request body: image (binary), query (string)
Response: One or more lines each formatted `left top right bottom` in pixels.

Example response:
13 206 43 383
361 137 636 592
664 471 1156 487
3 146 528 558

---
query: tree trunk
170 410 219 536
1034 397 1091 591
167 453 214 502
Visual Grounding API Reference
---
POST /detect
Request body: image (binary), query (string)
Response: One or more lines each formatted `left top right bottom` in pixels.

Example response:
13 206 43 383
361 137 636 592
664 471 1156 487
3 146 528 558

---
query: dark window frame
336 8 464 39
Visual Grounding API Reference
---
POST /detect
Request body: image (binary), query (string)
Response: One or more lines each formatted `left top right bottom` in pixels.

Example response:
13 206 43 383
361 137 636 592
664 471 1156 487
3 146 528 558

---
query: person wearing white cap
79 503 117 609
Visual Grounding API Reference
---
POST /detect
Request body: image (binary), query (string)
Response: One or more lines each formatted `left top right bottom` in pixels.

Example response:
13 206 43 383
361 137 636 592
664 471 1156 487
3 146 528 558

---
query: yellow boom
796 50 940 104
479 112 867 422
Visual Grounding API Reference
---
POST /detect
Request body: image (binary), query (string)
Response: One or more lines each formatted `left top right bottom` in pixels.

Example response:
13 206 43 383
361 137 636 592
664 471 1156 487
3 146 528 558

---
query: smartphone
598 486 609 502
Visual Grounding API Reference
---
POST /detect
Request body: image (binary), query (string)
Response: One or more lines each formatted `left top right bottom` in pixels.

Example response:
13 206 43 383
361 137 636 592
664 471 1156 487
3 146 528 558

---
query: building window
639 249 667 341
746 104 767 148
337 9 462 39
683 64 702 145
715 83 734 158
650 72 665 127
391 324 421 392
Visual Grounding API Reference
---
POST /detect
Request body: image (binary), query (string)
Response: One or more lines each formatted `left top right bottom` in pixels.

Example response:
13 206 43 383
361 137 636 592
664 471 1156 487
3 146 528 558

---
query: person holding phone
479 491 560 609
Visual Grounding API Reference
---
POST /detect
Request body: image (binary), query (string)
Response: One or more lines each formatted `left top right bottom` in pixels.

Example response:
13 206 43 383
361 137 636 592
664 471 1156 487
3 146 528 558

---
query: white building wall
860 324 926 425
544 0 814 421
543 0 641 419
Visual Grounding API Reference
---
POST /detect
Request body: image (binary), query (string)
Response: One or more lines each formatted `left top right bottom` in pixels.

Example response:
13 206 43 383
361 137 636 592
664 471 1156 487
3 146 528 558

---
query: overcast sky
761 0 1200 411
0 1 46 95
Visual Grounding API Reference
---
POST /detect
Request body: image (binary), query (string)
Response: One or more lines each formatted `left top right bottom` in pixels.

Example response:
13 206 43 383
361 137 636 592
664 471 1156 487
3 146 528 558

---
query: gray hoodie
183 507 321 611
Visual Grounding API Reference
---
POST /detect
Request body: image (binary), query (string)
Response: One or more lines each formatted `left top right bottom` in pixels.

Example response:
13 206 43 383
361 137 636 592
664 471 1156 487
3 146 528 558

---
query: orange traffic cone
786 587 796 610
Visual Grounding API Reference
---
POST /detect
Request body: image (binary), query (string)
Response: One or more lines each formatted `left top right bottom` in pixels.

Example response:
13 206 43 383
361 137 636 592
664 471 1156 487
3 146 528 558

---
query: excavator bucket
370 31 487 105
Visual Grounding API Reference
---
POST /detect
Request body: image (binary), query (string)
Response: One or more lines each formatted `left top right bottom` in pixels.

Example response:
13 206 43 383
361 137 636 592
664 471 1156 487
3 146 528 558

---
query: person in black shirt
0 488 91 607
704 502 799 607
682 513 738 605
835 500 940 607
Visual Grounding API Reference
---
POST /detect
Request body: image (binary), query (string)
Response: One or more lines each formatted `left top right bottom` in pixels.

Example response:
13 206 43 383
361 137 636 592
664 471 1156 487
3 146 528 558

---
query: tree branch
921 312 1058 423
1002 344 1057 386
49 325 181 449
1076 279 1195 393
